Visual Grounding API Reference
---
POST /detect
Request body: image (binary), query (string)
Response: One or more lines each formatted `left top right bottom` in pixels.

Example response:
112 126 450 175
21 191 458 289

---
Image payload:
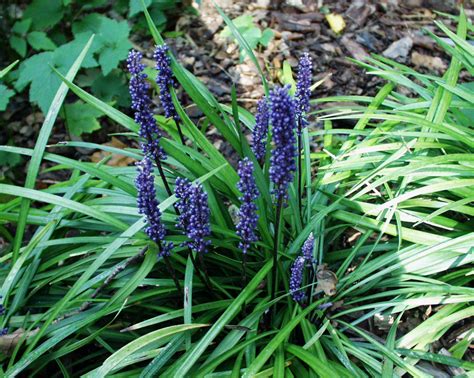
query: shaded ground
1 0 471 179
169 0 468 109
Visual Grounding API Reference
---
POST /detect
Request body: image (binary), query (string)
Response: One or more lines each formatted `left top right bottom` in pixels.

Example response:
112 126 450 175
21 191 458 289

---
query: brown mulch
1 0 471 181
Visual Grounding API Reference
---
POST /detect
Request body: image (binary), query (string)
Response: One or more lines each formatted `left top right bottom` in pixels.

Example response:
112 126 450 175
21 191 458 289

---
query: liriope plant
0 3 473 377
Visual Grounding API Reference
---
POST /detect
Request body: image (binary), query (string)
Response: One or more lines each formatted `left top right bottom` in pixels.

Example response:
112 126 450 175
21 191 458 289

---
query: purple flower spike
135 156 173 256
290 256 306 302
302 232 315 262
252 97 269 163
175 178 211 254
295 52 312 133
154 44 180 122
0 296 5 316
269 85 297 201
127 50 166 160
236 158 259 254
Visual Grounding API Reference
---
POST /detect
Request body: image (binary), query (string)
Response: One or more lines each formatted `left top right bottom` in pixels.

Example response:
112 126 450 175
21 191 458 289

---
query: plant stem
154 157 173 197
271 195 283 303
162 251 182 294
175 119 186 146
242 253 247 315
242 253 247 289
297 122 303 223
189 250 214 293
197 253 214 291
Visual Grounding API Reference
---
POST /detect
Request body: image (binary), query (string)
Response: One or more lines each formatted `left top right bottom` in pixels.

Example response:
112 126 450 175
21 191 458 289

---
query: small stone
382 36 413 61
341 35 370 61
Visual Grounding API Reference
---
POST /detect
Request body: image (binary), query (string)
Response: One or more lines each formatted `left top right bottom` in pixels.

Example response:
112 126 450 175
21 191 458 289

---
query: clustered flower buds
1 296 7 335
236 158 259 254
295 52 312 132
128 45 316 304
135 156 173 256
301 232 314 262
269 85 297 201
251 97 269 164
175 178 211 254
154 45 180 122
0 297 5 316
127 50 165 160
289 256 306 302
289 233 316 302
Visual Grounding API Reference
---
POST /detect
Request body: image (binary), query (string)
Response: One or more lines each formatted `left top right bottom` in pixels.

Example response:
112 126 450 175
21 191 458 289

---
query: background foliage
1 0 190 137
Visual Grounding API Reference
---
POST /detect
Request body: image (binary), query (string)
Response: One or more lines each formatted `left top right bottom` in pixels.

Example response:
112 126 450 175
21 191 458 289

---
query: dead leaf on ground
90 137 136 167
315 264 338 296
0 328 39 355
326 13 346 34
411 51 447 71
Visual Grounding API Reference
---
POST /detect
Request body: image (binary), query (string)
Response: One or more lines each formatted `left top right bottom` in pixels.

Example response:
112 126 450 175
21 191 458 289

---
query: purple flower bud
302 232 314 262
153 44 180 122
269 85 297 200
127 50 166 160
251 97 269 163
295 52 312 133
236 158 259 254
290 256 306 302
0 296 5 316
175 178 211 254
0 328 7 336
135 156 173 256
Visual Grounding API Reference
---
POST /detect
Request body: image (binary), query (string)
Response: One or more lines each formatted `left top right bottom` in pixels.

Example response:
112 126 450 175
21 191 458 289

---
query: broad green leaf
27 31 57 51
23 0 64 30
64 101 104 136
9 35 27 57
72 14 132 75
0 84 15 111
129 0 152 16
15 34 99 113
12 19 32 34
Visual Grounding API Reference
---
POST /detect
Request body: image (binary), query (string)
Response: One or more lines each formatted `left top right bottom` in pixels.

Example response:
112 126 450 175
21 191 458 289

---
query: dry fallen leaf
315 264 338 296
411 51 447 72
326 13 346 34
0 328 39 355
90 137 136 167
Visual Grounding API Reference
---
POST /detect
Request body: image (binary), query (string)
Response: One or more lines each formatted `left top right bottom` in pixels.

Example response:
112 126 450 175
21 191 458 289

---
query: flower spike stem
197 253 214 291
241 253 247 289
271 195 284 306
175 119 186 146
149 153 212 294
160 243 182 294
154 156 173 198
297 127 303 223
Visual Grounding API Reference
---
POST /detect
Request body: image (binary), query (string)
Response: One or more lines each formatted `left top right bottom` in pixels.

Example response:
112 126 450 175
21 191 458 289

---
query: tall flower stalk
236 158 259 285
175 178 214 290
135 156 180 292
290 233 315 303
154 44 185 145
127 50 172 197
269 85 297 302
294 53 312 221
251 97 269 165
